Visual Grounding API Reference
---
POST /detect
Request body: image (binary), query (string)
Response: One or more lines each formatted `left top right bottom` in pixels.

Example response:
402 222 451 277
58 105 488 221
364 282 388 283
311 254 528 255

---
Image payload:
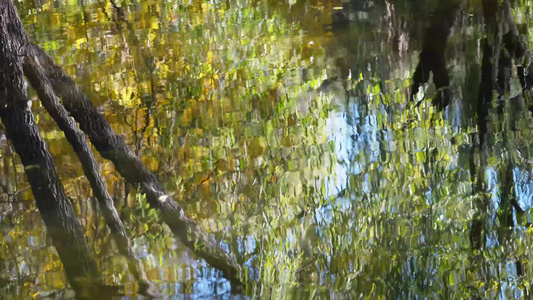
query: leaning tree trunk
0 0 104 298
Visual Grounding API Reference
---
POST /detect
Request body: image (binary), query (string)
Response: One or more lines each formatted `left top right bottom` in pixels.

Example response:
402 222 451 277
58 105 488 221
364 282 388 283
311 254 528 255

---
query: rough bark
0 0 103 297
29 44 244 290
23 47 154 296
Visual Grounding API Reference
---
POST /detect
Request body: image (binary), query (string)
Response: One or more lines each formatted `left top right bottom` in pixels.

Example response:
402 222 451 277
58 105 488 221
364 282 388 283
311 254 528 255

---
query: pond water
2 0 533 298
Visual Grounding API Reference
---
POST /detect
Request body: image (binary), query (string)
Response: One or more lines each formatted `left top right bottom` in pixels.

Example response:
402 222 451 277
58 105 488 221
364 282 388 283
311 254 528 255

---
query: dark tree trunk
410 0 459 109
469 0 528 295
0 0 103 297
0 110 102 298
469 0 499 260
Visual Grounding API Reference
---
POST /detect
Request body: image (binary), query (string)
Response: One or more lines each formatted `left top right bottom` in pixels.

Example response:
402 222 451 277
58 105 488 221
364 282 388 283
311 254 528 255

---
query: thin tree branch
28 43 244 291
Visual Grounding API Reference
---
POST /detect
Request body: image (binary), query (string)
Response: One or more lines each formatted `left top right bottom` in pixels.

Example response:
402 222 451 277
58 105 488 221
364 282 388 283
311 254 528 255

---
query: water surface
2 0 533 298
